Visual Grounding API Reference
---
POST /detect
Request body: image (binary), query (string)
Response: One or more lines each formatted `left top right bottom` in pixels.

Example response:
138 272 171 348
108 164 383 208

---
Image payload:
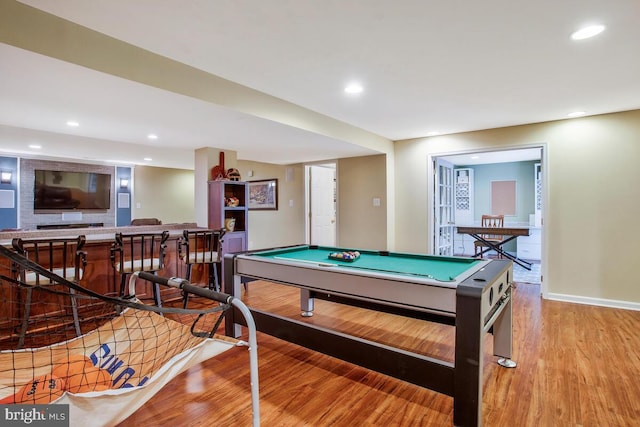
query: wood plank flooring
119 281 640 426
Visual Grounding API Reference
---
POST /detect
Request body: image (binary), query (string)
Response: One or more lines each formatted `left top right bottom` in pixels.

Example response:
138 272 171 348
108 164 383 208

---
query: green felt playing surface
254 246 482 282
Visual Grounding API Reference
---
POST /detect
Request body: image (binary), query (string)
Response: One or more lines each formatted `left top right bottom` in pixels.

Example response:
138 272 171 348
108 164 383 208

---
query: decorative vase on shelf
224 218 236 232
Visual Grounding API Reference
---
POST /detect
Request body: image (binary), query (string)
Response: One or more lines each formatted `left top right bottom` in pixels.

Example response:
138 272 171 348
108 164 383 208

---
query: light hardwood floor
119 280 640 426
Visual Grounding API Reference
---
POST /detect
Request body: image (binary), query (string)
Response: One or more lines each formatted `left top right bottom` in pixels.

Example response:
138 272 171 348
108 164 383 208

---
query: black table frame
224 249 516 427
457 226 533 271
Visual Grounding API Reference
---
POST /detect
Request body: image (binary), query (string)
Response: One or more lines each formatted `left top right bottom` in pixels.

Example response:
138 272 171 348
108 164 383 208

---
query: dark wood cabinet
207 180 248 254
208 181 248 291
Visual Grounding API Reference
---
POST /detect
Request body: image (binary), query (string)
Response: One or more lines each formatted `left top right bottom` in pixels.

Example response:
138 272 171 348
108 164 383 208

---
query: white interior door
309 164 336 246
434 158 455 255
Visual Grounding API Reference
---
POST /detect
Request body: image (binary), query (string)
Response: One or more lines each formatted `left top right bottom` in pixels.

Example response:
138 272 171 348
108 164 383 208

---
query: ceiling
1 0 638 169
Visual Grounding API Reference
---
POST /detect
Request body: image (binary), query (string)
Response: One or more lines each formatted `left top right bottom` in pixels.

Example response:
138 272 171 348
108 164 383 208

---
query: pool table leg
223 254 244 338
454 286 484 427
229 274 244 337
455 263 516 426
494 290 517 368
300 289 314 317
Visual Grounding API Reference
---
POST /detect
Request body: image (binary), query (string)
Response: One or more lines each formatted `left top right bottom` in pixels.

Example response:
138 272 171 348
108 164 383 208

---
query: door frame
304 161 337 246
427 144 548 296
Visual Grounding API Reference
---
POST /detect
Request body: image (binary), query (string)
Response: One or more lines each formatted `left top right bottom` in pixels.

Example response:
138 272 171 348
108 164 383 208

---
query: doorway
305 163 336 246
432 146 545 288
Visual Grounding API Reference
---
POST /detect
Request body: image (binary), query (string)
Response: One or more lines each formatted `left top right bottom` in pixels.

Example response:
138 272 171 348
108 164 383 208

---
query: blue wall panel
0 156 18 230
115 166 132 226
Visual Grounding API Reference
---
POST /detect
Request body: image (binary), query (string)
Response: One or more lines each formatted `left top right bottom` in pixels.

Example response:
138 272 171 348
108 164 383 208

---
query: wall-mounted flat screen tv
34 170 112 210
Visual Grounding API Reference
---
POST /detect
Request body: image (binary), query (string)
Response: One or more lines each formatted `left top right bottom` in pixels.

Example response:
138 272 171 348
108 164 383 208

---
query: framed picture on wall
248 179 278 210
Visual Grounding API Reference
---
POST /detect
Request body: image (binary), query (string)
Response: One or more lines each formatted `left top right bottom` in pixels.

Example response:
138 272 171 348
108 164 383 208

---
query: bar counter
0 223 206 324
0 223 198 246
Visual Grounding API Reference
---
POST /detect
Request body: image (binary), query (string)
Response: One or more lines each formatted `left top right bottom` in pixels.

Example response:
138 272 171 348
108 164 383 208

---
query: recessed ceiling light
28 144 42 149
567 111 586 118
66 121 79 127
571 25 605 40
147 134 158 140
143 157 152 162
344 83 363 94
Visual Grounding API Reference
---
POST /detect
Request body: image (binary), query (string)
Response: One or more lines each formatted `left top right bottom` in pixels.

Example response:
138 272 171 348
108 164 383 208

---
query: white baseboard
546 293 640 312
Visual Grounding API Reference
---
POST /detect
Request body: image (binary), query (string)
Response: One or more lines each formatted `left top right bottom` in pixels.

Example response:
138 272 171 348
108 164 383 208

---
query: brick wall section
21 159 116 230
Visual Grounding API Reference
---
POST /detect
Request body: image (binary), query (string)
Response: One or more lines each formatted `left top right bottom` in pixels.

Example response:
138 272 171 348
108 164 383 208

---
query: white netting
0 245 239 426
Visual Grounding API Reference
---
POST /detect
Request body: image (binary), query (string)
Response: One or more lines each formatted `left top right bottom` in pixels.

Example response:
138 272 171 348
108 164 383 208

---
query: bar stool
178 229 225 308
11 235 87 348
130 218 162 226
110 231 169 307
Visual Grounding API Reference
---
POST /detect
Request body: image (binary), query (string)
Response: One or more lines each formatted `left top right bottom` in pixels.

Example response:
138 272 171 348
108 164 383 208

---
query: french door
434 158 454 255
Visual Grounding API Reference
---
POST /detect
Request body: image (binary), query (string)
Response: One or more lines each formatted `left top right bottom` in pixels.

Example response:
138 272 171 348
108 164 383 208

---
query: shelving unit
454 168 475 255
517 163 542 261
208 180 248 255
534 162 542 227
454 168 474 225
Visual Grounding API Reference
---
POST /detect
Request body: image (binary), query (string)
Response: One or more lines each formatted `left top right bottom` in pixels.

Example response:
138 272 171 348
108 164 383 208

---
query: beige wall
237 161 306 250
228 155 388 251
337 155 388 249
132 166 195 224
131 161 306 248
108 108 640 307
394 109 640 305
133 155 390 252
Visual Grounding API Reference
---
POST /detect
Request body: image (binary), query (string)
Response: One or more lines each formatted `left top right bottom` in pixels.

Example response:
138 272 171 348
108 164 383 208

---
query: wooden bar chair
110 231 169 307
11 235 87 348
178 229 225 308
130 218 162 226
474 214 505 258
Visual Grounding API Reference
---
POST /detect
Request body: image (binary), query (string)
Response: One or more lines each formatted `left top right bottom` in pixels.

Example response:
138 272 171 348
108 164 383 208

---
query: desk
224 245 516 427
456 225 533 270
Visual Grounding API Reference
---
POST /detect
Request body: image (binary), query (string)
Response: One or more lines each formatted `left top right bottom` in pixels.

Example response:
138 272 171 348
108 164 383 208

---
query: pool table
224 245 515 427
